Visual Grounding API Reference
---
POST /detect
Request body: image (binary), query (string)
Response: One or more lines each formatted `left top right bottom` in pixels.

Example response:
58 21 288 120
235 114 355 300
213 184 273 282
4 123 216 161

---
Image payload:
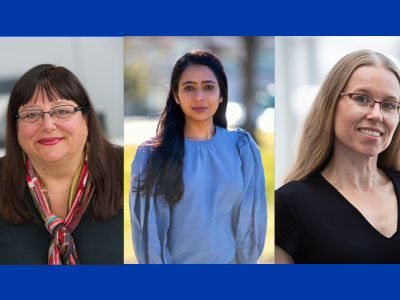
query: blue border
2 0 400 299
2 0 398 35
2 265 399 298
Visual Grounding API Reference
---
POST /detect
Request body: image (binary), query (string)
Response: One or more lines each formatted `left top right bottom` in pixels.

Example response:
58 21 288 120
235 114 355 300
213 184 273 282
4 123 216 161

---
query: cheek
17 125 36 143
69 124 87 141
387 120 398 138
334 111 356 131
17 127 38 153
64 117 88 133
178 99 191 113
76 120 89 141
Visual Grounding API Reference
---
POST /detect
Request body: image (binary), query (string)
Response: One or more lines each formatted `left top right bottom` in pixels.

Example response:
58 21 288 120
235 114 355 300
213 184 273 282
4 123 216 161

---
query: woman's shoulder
218 126 259 149
131 138 158 171
219 127 263 170
136 137 158 154
382 168 400 185
276 174 326 203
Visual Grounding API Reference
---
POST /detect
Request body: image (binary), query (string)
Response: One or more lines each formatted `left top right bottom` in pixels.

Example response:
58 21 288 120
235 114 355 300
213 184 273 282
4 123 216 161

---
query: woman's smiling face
334 66 400 158
17 91 88 166
174 64 221 127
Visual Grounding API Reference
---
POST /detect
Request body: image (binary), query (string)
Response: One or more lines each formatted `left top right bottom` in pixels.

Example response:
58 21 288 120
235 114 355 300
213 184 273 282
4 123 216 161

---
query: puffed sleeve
235 129 267 264
129 143 172 264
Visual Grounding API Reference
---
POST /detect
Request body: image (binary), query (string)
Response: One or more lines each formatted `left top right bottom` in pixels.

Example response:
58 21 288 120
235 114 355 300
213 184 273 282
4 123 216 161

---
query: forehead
19 91 77 111
345 66 400 97
179 64 218 83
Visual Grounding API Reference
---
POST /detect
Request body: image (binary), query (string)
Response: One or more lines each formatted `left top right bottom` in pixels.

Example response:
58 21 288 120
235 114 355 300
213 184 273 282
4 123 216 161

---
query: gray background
0 37 124 155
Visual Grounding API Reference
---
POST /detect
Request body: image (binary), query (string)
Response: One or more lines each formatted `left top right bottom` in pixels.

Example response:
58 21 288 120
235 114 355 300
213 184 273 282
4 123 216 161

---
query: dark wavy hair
140 49 228 206
0 64 123 224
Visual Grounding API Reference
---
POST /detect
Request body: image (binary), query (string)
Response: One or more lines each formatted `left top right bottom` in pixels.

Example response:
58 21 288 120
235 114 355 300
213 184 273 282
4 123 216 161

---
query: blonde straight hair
284 50 400 184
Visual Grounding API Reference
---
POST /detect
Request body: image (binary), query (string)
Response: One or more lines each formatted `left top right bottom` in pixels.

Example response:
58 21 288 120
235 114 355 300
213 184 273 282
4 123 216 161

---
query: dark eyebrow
181 80 217 85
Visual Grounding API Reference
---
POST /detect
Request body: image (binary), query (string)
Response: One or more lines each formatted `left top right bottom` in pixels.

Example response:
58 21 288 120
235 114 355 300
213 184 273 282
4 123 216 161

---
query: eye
184 86 194 90
382 102 396 111
204 85 215 90
25 112 39 119
352 94 370 105
52 106 73 115
54 109 69 115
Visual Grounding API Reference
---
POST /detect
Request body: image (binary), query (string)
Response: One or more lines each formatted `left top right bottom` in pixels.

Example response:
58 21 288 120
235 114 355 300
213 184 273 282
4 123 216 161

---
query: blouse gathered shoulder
130 126 267 264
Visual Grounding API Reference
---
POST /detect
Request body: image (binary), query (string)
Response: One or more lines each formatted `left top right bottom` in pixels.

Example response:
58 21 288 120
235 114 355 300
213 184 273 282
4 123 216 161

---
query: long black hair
140 49 228 206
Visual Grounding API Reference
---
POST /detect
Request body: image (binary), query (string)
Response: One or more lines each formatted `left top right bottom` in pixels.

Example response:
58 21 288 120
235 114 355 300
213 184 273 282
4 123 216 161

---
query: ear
174 92 180 105
84 115 89 137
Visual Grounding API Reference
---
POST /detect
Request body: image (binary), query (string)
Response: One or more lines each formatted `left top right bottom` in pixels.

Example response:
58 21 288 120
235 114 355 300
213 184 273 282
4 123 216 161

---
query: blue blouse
129 126 267 264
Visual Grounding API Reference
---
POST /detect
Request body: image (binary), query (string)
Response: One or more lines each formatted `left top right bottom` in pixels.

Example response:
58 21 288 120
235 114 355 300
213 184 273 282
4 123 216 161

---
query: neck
184 120 216 140
321 146 388 191
29 150 84 185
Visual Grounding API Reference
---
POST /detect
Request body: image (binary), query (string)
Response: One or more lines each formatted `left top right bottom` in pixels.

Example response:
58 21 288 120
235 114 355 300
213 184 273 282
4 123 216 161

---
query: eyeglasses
16 105 83 125
340 93 400 117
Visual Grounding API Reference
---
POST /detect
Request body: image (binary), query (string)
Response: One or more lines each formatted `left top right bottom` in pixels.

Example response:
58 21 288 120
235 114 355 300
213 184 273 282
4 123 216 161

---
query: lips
37 137 63 146
357 127 383 138
192 107 208 112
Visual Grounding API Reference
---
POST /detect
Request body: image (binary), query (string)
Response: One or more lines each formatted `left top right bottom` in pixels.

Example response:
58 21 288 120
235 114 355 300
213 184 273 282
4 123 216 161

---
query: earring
219 98 222 103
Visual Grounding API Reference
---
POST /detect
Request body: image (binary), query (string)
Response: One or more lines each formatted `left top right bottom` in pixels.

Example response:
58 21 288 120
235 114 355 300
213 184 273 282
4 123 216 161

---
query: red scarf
24 152 94 265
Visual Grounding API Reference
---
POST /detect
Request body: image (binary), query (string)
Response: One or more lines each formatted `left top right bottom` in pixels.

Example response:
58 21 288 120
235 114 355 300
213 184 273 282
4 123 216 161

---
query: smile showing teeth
359 129 382 137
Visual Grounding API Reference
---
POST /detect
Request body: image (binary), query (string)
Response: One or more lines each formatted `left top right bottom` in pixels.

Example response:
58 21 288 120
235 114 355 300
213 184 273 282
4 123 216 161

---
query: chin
35 152 68 164
357 148 382 158
187 115 213 123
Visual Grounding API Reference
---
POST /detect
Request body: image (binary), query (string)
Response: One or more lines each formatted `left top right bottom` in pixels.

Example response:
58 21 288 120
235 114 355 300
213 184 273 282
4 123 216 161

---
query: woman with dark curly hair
0 64 123 264
130 50 267 264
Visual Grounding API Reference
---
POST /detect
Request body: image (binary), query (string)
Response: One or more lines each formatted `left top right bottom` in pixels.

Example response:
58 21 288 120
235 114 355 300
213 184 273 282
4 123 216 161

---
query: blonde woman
276 50 400 263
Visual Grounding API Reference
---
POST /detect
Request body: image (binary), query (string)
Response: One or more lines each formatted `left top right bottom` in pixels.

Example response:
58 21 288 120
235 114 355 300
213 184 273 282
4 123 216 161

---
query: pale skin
29 149 84 220
174 64 222 140
276 66 400 264
17 94 88 219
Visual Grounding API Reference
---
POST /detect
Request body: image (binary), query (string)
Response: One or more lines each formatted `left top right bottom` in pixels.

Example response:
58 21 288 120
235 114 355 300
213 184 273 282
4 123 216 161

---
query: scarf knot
24 144 94 265
45 214 79 265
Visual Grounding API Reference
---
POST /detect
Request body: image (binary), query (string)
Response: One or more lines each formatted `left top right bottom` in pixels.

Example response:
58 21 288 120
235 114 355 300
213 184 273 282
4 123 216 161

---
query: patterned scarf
24 146 95 265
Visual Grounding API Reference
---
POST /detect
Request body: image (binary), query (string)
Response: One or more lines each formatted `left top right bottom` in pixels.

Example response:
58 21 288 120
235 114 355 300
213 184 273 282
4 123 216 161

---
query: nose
366 102 384 122
40 112 56 132
194 88 204 101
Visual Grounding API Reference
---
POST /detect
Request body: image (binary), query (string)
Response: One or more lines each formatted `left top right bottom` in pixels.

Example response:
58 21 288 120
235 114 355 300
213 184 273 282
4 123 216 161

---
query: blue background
1 0 399 299
2 0 395 36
